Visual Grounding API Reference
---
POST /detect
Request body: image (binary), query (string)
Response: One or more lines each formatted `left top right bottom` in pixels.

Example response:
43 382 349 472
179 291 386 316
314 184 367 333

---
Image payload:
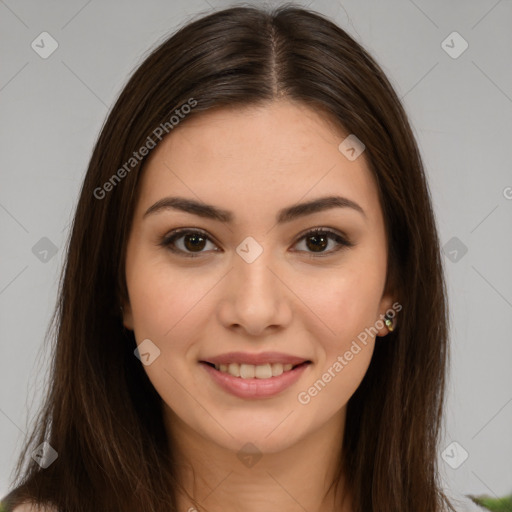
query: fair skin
122 99 395 512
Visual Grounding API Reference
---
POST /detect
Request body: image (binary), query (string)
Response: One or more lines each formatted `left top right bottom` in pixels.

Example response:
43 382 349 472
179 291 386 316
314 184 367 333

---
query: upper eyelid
162 227 219 246
161 227 352 252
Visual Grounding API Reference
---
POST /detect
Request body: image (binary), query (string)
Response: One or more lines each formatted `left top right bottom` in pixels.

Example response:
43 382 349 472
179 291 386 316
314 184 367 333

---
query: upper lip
200 352 311 366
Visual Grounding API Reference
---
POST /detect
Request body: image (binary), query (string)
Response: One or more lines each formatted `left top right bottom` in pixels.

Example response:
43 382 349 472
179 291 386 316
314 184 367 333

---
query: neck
165 407 352 512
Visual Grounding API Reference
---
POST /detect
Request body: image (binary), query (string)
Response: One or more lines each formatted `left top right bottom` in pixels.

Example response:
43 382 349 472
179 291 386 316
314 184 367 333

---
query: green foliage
470 494 512 512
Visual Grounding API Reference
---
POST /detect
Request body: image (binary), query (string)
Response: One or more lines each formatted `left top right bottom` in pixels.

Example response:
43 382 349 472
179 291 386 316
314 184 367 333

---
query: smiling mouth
201 361 311 379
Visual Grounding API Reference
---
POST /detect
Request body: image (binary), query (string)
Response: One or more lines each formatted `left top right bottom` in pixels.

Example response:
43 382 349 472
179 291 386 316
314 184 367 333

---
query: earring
384 314 395 332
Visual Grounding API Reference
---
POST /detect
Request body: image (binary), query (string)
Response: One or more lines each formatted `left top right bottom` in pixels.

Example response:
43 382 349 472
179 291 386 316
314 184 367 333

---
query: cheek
126 252 210 339
125 259 209 391
297 269 379 407
299 260 385 343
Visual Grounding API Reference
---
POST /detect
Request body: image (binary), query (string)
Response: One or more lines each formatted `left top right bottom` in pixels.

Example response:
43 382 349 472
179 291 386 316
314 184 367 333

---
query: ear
376 291 398 338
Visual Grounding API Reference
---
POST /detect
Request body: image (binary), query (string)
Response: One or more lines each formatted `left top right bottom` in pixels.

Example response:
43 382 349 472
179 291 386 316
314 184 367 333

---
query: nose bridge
218 235 292 334
234 237 280 302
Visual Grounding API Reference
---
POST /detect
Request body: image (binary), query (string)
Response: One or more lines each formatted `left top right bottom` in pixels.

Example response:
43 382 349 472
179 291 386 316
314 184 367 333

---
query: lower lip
200 362 310 399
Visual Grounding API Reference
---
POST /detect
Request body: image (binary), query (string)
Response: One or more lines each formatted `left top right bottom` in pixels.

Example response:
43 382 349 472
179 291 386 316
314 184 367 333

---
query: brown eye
160 229 218 257
304 232 328 252
159 227 354 259
292 228 354 256
182 232 207 251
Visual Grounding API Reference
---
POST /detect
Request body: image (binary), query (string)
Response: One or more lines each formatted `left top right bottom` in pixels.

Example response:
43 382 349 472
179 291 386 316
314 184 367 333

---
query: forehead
136 100 381 224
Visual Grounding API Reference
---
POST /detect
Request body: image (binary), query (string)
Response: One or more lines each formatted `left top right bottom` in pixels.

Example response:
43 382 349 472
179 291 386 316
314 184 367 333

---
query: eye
292 228 354 257
159 229 218 258
159 227 354 258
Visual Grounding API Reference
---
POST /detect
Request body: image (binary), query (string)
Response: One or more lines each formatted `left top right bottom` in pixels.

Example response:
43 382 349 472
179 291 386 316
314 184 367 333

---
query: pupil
182 233 328 253
307 234 327 252
184 234 206 251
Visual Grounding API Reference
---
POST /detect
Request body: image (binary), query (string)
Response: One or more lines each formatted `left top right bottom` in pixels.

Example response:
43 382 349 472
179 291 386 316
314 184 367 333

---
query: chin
206 415 310 455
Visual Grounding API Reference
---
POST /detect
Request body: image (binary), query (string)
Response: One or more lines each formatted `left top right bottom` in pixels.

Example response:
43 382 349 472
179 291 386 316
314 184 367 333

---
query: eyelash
159 227 354 259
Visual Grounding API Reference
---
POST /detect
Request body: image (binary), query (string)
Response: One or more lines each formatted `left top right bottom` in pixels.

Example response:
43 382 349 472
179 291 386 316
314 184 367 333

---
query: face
122 99 395 455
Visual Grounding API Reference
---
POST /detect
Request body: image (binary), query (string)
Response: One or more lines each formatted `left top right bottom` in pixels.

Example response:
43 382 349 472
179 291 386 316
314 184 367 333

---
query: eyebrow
143 195 367 223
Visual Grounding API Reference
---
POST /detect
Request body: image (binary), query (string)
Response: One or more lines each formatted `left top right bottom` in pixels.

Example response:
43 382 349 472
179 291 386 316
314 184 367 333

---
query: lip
200 351 310 366
200 361 311 399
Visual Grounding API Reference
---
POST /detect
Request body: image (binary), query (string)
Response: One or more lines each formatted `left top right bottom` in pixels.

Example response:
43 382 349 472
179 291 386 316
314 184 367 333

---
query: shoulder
11 503 58 512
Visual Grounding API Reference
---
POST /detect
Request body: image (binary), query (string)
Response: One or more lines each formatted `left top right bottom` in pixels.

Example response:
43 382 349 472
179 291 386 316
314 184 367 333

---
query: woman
2 5 484 512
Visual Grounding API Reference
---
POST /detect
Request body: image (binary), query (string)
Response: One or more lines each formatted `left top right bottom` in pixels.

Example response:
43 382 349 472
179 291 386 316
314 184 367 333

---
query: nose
216 248 293 337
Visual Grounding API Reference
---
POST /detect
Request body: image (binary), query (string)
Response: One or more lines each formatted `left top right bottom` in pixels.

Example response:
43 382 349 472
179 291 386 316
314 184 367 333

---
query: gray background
1 0 511 501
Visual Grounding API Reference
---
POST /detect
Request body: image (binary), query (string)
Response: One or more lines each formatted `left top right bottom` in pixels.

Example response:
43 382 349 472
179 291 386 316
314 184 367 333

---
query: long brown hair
3 4 455 511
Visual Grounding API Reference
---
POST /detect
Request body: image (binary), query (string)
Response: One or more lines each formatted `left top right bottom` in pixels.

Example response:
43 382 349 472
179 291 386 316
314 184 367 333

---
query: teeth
240 364 255 378
228 363 240 377
254 364 272 379
271 363 283 377
213 362 297 379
